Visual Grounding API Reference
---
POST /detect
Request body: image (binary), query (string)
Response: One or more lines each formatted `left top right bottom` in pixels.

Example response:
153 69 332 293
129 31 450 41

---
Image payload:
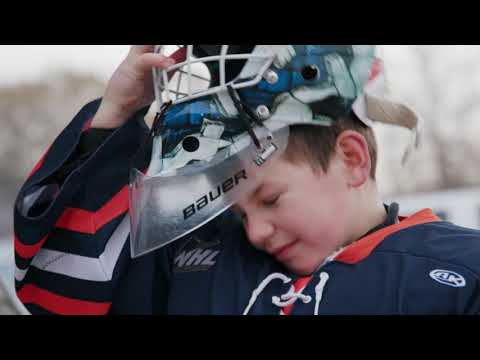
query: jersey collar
334 207 440 265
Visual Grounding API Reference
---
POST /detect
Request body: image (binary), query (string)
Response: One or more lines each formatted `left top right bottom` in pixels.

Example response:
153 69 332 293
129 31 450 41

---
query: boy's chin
284 260 318 277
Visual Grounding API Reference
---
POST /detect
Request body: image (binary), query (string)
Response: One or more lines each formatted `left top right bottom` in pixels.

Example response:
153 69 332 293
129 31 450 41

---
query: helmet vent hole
182 136 200 152
301 65 319 81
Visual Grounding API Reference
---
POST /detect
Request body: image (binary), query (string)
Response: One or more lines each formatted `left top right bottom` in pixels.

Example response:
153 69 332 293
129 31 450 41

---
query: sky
0 45 131 85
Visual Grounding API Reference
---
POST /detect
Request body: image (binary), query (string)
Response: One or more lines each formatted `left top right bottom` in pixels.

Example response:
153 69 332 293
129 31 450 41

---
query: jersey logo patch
429 269 466 288
173 235 221 273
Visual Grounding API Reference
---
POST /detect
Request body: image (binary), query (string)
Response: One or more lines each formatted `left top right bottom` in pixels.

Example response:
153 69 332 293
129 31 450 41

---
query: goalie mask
129 45 420 258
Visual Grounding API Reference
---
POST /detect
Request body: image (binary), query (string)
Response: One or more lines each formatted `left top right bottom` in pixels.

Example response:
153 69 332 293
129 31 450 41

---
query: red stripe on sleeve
17 284 111 315
94 186 130 230
16 184 129 260
55 208 96 234
55 185 129 234
15 234 48 260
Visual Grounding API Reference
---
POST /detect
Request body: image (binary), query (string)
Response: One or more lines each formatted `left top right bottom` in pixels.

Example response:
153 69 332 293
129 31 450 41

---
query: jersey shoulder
378 220 480 276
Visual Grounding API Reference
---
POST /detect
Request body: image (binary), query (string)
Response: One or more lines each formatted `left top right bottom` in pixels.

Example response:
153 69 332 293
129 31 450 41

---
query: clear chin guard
128 123 290 258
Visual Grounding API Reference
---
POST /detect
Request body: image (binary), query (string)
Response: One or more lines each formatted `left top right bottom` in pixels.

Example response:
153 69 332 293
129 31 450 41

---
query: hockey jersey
13 99 480 315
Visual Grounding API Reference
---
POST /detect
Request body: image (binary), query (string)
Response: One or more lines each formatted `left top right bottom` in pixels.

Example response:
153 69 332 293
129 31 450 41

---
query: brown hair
283 112 378 180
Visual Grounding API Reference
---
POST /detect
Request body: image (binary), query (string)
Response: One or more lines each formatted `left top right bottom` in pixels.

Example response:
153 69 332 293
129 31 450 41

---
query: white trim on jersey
15 215 130 283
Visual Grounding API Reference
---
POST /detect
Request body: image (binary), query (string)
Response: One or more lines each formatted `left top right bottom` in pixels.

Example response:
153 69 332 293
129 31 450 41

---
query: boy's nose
245 216 275 250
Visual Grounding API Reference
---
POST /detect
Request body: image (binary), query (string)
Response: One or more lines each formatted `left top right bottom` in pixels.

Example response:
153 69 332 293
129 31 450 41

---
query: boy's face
233 153 352 276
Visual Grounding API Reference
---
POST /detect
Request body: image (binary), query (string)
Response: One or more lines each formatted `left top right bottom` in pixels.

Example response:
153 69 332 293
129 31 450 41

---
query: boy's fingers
130 45 156 55
137 53 176 72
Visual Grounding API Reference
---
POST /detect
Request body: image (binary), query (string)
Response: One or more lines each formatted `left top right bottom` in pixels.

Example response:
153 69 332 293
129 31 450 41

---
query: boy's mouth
271 240 299 261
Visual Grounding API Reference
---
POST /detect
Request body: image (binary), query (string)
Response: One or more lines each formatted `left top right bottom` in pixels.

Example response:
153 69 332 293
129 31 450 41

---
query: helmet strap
227 86 263 149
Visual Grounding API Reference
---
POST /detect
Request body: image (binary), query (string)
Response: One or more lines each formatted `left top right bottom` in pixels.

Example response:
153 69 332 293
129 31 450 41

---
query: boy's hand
91 45 175 129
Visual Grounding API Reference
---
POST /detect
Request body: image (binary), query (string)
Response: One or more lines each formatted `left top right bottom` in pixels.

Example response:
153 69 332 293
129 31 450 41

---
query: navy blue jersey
13 99 480 315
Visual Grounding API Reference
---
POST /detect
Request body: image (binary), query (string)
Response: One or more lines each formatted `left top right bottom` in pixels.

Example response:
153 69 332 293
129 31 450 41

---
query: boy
237 115 480 315
14 45 480 315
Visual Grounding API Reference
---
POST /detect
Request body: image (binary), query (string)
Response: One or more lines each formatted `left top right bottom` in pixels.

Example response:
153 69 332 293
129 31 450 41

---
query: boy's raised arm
12 45 174 314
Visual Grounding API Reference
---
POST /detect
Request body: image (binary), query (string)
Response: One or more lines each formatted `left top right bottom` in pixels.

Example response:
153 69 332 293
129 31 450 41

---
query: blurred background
1 45 480 314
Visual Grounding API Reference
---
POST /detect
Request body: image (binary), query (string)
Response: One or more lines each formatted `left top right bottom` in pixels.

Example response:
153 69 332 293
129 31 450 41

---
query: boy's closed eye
260 193 281 207
230 181 288 218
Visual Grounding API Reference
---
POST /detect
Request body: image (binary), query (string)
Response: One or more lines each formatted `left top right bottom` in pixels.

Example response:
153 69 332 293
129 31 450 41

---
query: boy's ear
335 130 371 188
